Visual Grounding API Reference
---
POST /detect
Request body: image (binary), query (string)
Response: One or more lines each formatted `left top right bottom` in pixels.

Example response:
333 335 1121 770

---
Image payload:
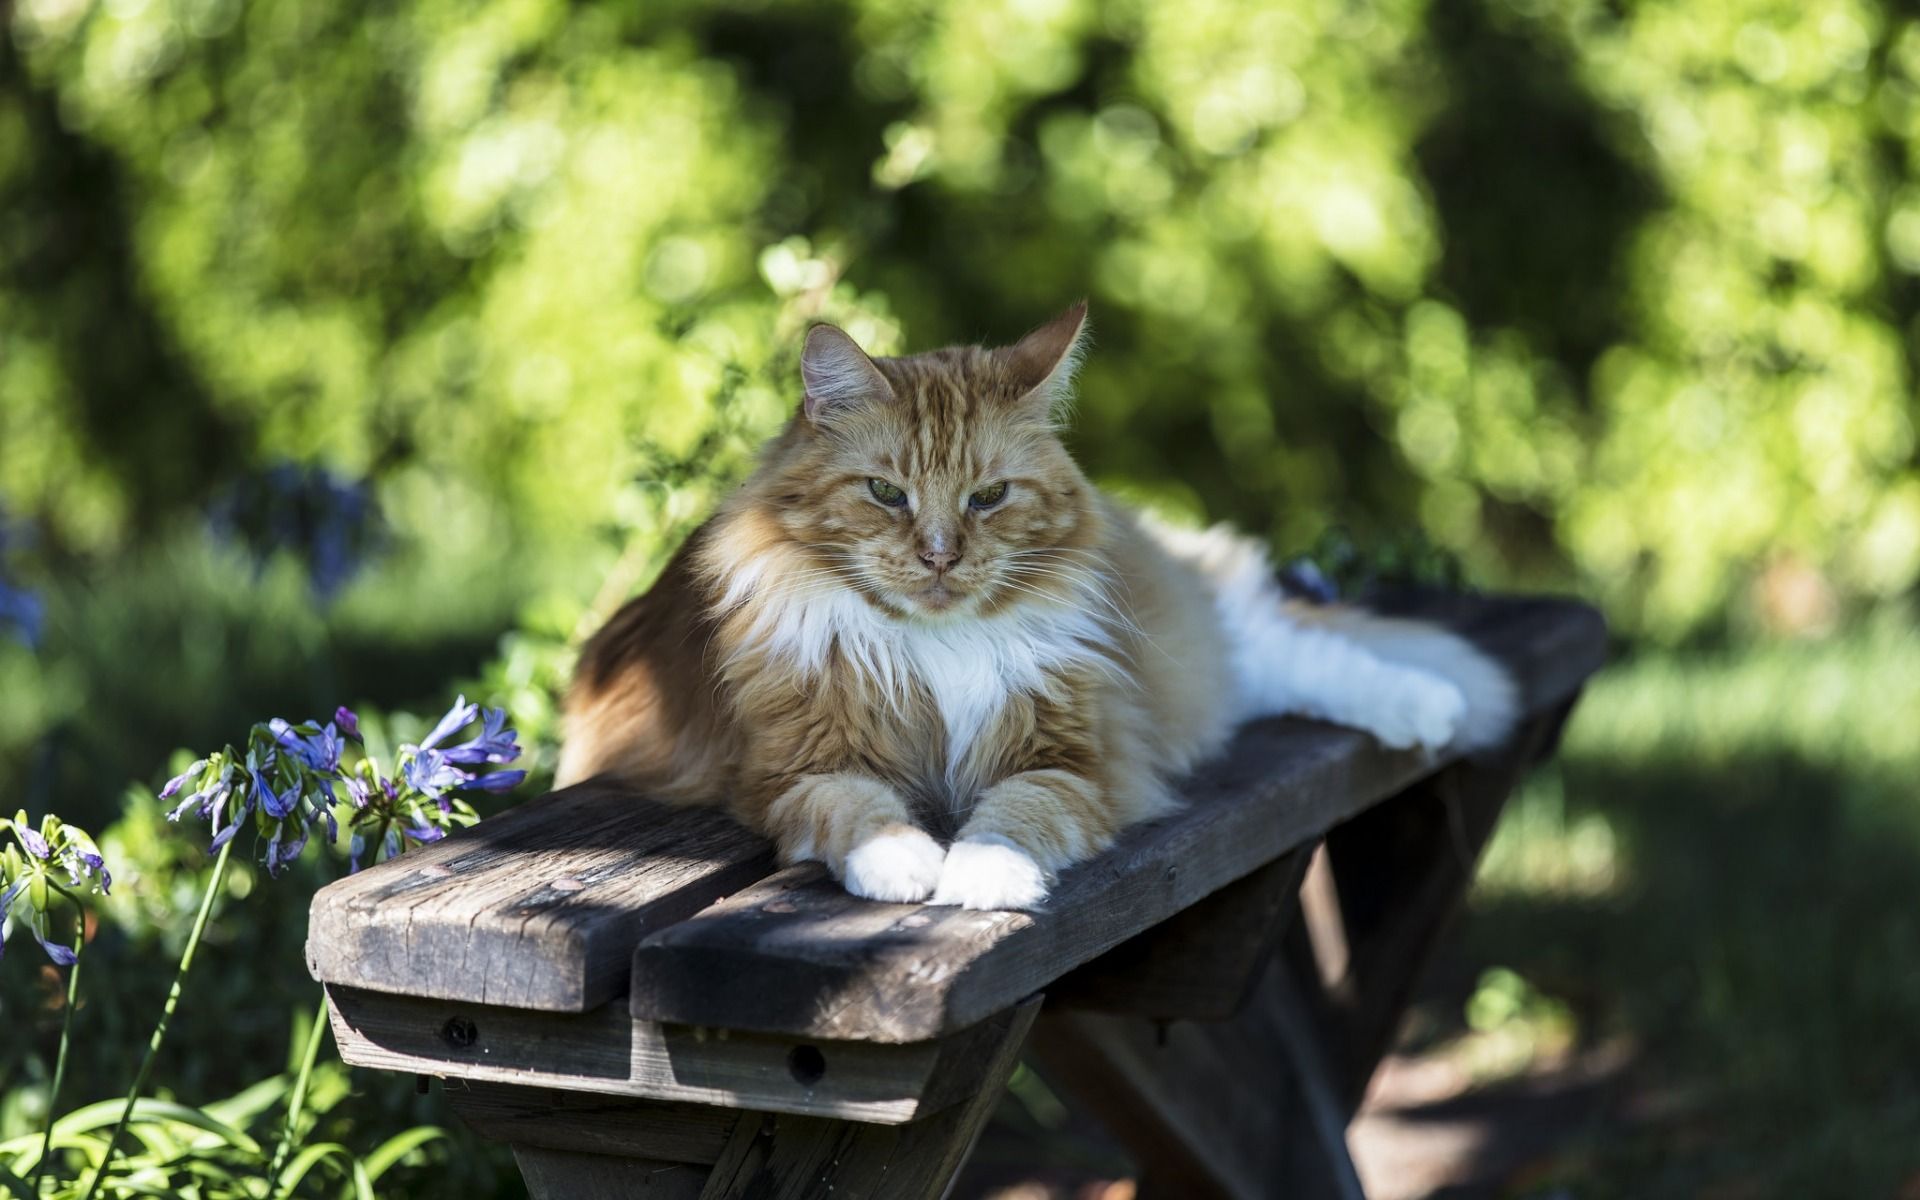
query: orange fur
560 304 1511 909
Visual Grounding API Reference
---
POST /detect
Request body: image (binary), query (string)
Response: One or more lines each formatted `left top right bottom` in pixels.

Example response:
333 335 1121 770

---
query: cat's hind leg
1228 613 1478 750
1150 521 1516 752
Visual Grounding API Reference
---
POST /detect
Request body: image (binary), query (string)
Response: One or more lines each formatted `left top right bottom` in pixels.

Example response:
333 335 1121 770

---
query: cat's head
755 303 1104 620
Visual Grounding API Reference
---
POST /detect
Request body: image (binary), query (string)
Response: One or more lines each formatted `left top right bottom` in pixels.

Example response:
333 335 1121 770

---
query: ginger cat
557 304 1515 910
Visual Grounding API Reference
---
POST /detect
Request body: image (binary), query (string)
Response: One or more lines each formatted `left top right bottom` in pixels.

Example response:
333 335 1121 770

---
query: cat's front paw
930 836 1049 910
1366 671 1468 751
842 827 946 903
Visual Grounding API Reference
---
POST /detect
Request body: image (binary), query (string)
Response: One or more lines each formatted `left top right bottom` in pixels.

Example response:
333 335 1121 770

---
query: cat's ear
801 324 894 423
1003 300 1090 421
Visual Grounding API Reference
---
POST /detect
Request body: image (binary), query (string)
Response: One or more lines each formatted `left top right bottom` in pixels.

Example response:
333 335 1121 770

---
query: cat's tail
1140 518 1518 752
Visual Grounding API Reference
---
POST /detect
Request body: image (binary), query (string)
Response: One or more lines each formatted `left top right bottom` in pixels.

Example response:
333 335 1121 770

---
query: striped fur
560 305 1516 909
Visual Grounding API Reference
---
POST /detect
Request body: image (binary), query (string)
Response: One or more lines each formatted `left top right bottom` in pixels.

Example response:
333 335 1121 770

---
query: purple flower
209 818 243 851
440 708 521 766
253 768 301 821
417 696 481 752
401 820 446 845
0 878 78 966
464 769 527 793
37 931 77 966
264 825 309 877
0 579 41 650
18 826 49 859
57 843 112 895
335 706 361 741
0 879 22 964
270 719 341 773
160 760 206 801
171 770 233 825
401 748 468 800
166 790 202 822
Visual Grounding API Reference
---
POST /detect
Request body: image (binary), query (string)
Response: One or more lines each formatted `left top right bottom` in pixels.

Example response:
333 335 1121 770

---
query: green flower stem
32 902 85 1197
78 839 234 1200
265 991 331 1198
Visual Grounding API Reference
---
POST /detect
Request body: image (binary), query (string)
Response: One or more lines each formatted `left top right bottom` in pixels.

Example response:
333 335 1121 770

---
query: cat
556 303 1515 910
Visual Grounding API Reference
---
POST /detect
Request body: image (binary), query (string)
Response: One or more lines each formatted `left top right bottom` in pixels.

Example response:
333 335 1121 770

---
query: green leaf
275 1142 354 1196
358 1126 445 1182
0 1163 38 1200
201 1077 290 1129
50 1101 261 1155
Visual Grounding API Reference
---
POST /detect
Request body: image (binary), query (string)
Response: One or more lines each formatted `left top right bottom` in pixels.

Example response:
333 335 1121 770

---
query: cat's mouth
910 580 961 611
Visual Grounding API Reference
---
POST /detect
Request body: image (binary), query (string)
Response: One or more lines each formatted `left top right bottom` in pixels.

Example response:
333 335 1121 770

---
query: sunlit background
3 0 1917 1194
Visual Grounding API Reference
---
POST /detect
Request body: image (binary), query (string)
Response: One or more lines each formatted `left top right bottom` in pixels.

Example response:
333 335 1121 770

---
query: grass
1442 610 1920 1196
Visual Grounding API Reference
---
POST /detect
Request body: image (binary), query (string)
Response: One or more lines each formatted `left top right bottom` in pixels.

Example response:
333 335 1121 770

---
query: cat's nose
919 546 960 574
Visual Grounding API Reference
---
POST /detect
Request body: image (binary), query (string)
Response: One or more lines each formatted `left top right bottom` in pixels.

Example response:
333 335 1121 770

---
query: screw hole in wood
440 1016 478 1049
786 1044 826 1086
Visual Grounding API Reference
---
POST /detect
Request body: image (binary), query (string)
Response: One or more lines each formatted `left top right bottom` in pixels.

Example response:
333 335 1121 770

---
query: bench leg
1033 952 1366 1200
1031 704 1578 1197
1307 701 1575 1108
513 1147 710 1199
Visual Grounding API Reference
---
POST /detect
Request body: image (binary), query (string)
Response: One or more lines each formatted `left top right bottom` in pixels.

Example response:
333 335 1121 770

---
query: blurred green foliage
2 0 1917 645
3 0 1919 1195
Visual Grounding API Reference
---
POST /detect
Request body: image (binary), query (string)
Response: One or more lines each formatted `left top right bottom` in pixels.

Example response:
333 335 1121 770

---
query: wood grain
306 779 773 1011
1033 957 1365 1200
631 597 1605 1042
513 1147 709 1200
697 997 1040 1200
443 1081 738 1164
1047 846 1313 1020
325 983 1011 1124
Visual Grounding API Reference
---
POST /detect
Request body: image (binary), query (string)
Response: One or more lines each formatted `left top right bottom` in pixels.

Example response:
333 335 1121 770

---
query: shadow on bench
307 593 1605 1199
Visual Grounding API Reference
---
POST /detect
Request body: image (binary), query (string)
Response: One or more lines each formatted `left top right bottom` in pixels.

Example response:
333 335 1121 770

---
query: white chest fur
721 563 1113 780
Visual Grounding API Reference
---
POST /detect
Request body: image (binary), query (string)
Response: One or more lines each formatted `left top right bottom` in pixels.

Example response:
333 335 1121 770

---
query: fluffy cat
557 304 1515 910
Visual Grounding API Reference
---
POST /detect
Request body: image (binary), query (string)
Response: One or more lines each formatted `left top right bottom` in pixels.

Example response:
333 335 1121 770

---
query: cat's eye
969 482 1009 510
868 478 909 508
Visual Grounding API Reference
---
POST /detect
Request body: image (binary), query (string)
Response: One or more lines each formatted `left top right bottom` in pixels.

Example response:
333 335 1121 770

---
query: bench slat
306 780 774 1011
627 596 1604 1042
323 983 1032 1124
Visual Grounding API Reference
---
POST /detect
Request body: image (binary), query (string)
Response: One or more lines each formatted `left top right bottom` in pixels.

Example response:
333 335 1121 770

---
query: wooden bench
306 593 1605 1199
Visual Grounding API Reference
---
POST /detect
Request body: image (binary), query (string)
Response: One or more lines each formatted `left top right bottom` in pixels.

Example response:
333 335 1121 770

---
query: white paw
1365 672 1467 751
842 828 946 903
929 836 1049 911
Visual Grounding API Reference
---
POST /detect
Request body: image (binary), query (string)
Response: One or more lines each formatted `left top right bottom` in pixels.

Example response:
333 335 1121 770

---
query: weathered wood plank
630 597 1605 1042
1047 846 1313 1020
306 779 774 1011
443 1081 738 1164
696 997 1039 1200
513 1147 709 1200
1033 955 1365 1200
324 983 1017 1124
